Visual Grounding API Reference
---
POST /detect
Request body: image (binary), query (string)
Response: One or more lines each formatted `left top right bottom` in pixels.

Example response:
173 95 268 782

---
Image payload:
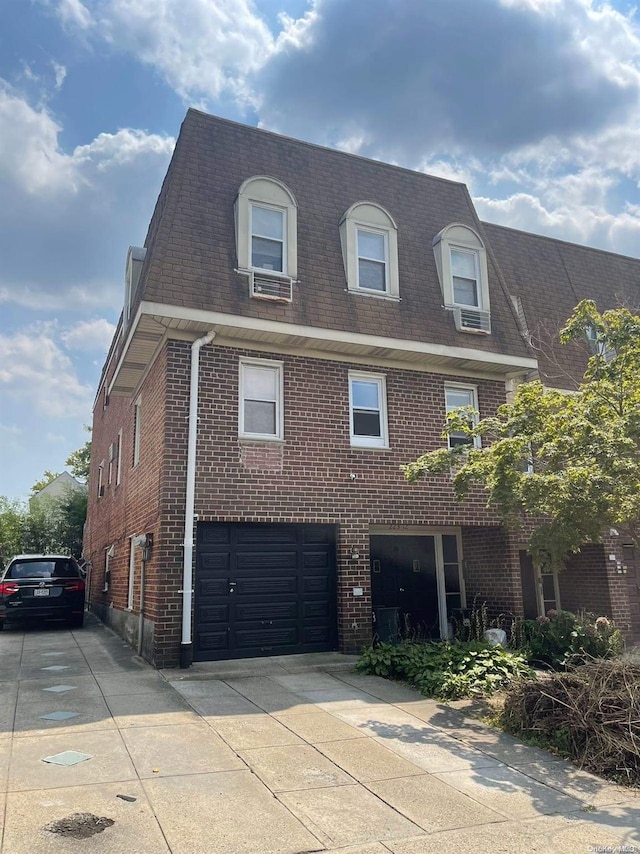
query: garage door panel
303 576 329 594
303 551 329 569
237 526 298 545
199 553 230 571
198 604 229 624
235 627 299 650
199 526 231 546
237 577 298 596
236 551 297 571
196 631 229 652
303 626 330 644
198 578 229 597
195 522 336 661
234 601 298 622
304 526 332 544
303 601 329 619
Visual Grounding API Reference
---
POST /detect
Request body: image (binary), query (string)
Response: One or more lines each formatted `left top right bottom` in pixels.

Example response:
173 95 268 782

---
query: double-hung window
451 248 480 308
340 202 399 299
357 228 388 292
445 385 479 450
250 204 285 273
239 359 284 440
349 373 388 448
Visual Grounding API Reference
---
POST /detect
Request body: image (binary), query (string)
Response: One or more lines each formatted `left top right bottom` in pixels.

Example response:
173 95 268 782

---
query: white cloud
64 0 274 105
61 318 116 351
0 325 93 419
52 61 67 90
55 0 93 29
0 83 174 310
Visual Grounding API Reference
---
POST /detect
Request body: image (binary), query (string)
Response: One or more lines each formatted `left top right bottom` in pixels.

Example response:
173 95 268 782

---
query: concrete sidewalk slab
210 713 305 750
277 783 423 848
433 765 584 819
144 770 323 854
3 615 639 854
272 710 368 743
366 773 506 833
8 729 137 791
105 691 202 728
121 722 244 777
317 737 426 782
239 743 354 791
3 781 170 854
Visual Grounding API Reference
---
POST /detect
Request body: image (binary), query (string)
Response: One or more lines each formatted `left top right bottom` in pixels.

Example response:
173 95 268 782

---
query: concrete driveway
1 616 639 854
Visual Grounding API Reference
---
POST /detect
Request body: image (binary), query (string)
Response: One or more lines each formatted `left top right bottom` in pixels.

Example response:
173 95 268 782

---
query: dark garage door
194 523 337 661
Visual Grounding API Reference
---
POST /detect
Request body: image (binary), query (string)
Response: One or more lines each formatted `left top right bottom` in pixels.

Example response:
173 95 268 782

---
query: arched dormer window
433 224 491 334
339 202 399 299
235 176 298 279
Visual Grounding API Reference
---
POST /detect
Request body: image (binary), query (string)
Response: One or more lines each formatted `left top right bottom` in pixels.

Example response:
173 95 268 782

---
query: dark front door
194 523 337 661
370 535 440 639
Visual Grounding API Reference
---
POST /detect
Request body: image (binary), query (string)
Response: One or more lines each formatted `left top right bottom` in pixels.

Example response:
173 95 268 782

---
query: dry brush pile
502 658 640 786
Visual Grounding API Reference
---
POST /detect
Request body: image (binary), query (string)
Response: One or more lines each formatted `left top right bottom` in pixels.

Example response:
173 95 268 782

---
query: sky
1 0 639 500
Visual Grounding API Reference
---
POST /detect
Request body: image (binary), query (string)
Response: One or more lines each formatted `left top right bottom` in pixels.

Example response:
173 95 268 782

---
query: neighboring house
33 472 87 503
83 110 640 668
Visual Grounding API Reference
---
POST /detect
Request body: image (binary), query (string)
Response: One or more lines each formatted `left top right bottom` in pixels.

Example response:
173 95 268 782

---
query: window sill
349 443 391 451
346 289 401 302
238 436 285 445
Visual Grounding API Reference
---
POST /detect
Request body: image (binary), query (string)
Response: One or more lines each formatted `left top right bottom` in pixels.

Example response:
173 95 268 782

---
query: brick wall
461 527 524 620
152 340 510 665
84 346 167 649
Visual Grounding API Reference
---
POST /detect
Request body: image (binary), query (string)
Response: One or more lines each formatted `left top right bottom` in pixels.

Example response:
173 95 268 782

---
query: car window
7 560 80 579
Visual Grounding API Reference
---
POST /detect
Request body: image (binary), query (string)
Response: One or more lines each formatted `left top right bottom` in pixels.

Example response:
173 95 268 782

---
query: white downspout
180 330 216 668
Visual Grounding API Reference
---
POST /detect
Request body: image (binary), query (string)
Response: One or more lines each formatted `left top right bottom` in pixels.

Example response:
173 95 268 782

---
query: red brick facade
84 110 640 667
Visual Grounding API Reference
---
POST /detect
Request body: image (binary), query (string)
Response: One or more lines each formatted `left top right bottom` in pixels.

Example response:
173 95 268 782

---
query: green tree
403 300 640 568
0 496 24 569
65 427 91 482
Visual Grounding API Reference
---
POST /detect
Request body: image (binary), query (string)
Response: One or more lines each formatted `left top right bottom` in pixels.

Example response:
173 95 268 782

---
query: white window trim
235 176 298 279
103 545 113 593
116 429 123 486
356 226 389 294
340 202 399 299
432 223 490 324
349 371 389 449
238 358 284 442
444 383 481 450
127 536 136 610
450 245 482 310
249 202 287 275
97 461 104 497
434 531 467 640
133 396 141 467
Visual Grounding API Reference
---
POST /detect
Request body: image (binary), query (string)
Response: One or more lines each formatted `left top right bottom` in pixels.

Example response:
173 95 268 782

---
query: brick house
83 110 640 668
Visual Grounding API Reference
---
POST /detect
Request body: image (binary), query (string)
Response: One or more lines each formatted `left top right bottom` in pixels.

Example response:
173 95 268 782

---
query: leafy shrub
522 610 623 668
501 659 640 786
357 639 532 700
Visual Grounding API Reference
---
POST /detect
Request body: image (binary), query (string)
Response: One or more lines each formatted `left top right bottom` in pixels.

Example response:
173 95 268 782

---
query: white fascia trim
138 301 538 372
107 302 145 397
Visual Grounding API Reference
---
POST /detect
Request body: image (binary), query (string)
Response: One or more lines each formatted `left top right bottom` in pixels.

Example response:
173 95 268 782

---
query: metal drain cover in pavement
41 665 70 671
42 751 93 766
40 711 80 721
42 685 76 693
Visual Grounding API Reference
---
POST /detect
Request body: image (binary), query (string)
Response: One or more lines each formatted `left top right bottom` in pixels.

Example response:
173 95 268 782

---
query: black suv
0 554 85 630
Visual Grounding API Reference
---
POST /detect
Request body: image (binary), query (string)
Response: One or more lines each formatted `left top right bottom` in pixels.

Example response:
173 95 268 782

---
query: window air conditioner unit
453 307 491 334
249 271 293 303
